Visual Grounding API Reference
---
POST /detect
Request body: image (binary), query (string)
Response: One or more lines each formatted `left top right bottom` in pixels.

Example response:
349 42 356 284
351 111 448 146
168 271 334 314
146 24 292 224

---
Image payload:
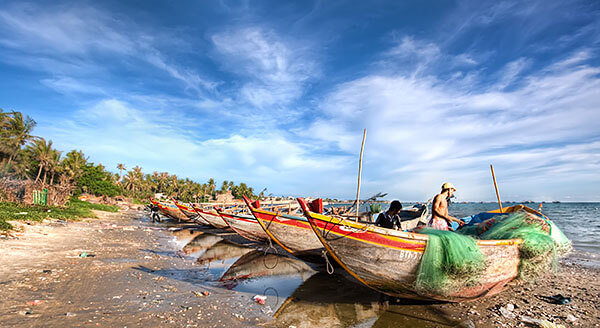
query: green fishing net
415 228 485 295
415 210 572 295
369 203 382 213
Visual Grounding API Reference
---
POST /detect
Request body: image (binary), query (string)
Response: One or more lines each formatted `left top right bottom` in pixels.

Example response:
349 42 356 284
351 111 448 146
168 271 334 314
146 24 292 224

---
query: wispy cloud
211 27 319 107
0 3 217 96
302 39 600 200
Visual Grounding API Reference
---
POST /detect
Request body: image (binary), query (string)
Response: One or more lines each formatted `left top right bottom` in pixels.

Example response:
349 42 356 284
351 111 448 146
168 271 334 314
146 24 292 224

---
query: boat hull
217 210 268 242
252 208 324 258
298 198 521 302
158 202 191 222
191 206 229 229
174 201 210 225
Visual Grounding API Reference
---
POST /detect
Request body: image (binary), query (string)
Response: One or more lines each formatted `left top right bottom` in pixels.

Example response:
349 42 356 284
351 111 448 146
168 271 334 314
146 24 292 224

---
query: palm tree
1 111 37 169
117 163 126 183
207 178 216 199
62 150 87 181
27 138 54 184
220 180 229 193
47 149 62 185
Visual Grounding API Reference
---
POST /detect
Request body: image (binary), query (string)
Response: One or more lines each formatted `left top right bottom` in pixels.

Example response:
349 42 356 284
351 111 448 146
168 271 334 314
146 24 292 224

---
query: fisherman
150 203 160 223
430 182 464 231
375 200 402 229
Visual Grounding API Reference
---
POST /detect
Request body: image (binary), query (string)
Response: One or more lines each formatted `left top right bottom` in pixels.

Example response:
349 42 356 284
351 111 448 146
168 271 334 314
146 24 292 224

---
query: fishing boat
190 204 229 229
156 200 191 222
242 196 324 261
297 197 527 302
215 207 269 242
172 199 210 225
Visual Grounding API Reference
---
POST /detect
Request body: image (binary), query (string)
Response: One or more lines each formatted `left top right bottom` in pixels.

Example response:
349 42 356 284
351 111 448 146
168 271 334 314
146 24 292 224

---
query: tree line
0 109 256 202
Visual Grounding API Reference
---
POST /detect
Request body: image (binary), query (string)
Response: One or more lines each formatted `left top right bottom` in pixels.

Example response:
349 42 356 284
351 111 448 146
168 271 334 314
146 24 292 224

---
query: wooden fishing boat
297 197 524 302
242 196 324 261
190 204 229 229
215 207 269 242
157 200 191 222
173 199 210 225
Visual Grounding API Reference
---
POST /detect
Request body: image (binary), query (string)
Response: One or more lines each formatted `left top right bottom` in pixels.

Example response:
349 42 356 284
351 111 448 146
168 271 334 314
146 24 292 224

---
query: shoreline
1 211 599 327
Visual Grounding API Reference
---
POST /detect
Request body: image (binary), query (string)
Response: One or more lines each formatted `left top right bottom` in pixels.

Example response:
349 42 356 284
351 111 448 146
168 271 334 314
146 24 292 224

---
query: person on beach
375 200 402 229
430 182 464 231
150 203 160 223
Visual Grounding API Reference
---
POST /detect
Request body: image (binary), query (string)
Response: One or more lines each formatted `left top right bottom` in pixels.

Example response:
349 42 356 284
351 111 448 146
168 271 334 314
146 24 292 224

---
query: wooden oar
490 164 503 213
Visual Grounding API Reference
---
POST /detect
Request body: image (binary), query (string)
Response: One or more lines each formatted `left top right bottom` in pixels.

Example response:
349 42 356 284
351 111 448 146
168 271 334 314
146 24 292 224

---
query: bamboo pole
355 129 367 221
490 164 503 213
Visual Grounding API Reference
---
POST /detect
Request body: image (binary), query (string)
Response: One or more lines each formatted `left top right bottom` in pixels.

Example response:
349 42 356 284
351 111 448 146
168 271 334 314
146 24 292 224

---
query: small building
214 190 234 203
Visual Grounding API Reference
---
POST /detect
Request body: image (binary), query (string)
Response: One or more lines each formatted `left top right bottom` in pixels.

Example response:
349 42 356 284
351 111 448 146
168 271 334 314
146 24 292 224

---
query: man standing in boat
375 200 402 229
430 182 464 231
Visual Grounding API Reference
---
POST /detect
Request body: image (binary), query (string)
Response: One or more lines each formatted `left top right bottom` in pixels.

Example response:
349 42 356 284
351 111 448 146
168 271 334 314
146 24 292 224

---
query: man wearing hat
430 182 464 231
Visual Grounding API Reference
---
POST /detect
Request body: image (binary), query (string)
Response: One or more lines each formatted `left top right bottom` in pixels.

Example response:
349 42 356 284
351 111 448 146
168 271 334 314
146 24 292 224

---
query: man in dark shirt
375 200 402 229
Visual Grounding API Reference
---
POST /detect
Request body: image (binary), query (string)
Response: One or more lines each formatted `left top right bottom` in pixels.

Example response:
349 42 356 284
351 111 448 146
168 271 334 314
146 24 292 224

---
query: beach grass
0 198 120 231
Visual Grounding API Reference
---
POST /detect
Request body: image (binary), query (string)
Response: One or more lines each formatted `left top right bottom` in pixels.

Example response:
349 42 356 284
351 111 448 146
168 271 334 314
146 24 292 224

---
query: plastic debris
65 312 77 317
566 314 577 323
27 300 44 306
499 304 516 319
78 252 95 258
193 291 210 297
252 295 266 305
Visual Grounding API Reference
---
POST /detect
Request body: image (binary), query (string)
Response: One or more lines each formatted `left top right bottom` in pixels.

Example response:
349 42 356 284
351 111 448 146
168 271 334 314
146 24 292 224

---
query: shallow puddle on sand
170 228 463 328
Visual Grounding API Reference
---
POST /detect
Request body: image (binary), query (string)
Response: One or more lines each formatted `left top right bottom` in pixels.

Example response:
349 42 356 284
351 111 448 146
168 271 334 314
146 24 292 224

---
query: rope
263 238 279 269
322 250 335 274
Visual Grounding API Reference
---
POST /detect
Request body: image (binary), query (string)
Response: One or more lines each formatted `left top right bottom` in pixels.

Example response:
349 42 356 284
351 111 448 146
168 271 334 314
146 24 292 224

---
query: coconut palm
1 111 37 169
117 163 126 183
27 137 55 184
62 150 88 182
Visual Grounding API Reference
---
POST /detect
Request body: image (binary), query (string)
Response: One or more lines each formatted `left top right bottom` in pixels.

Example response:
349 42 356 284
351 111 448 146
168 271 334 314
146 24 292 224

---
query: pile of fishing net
415 209 572 295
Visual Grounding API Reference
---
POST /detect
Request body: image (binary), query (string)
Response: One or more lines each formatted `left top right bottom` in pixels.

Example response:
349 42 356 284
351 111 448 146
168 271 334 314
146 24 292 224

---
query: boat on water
297 198 542 302
172 199 210 225
242 196 324 261
190 204 230 229
215 207 269 242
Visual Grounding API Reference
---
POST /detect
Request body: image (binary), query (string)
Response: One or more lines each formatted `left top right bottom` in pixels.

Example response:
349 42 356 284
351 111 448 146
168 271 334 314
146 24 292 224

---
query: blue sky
1 0 599 201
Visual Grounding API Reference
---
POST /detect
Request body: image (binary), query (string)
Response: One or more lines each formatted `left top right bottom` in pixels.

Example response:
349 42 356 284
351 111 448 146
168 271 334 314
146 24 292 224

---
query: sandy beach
1 210 599 328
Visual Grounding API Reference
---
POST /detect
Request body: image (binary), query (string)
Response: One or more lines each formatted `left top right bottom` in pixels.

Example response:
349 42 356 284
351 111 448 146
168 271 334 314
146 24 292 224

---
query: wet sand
1 210 599 327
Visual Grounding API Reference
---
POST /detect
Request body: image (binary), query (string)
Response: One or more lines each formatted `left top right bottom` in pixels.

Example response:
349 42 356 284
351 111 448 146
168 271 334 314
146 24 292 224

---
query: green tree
1 111 37 169
77 163 120 196
116 163 125 183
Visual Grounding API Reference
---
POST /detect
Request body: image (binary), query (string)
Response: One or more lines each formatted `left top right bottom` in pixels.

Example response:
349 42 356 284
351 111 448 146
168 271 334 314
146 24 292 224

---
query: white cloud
301 43 600 201
211 27 318 107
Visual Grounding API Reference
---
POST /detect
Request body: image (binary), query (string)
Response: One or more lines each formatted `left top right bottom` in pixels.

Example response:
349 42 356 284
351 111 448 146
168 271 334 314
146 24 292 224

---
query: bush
0 197 119 230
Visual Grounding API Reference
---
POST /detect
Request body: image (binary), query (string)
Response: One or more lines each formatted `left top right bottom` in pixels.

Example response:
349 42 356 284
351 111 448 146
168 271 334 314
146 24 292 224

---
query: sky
0 0 599 202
